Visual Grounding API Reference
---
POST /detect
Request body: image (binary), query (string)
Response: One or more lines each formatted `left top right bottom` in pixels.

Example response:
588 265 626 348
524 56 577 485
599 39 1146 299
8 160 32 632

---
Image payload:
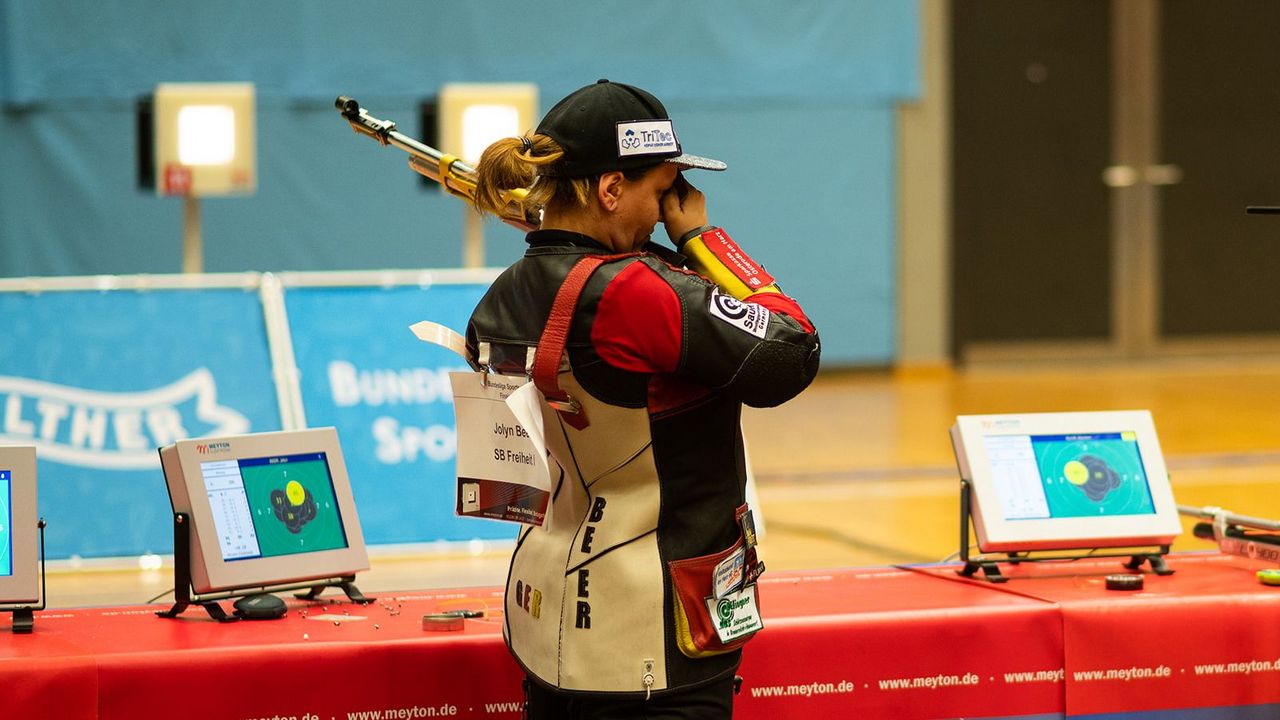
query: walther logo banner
0 369 249 469
0 287 282 559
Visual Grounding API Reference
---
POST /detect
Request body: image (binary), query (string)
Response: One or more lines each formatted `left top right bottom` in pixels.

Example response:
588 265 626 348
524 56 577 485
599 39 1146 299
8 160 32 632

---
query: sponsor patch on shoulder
708 289 769 339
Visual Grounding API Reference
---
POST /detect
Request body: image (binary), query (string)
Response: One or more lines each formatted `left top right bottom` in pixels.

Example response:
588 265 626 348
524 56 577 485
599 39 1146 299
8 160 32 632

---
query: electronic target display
160 428 369 595
0 470 11 577
0 447 38 604
984 432 1156 521
952 411 1181 552
200 452 349 562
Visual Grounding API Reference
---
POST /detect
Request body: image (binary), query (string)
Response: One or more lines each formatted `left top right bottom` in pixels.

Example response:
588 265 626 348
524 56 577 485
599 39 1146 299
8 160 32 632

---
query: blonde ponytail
473 134 596 218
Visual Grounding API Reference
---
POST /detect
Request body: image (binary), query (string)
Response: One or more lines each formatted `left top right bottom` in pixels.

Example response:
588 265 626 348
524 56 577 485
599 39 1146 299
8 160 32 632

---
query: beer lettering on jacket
575 496 607 629
515 579 542 619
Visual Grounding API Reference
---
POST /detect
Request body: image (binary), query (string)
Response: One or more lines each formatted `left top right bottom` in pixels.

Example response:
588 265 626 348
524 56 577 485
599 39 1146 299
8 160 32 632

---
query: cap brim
666 153 727 172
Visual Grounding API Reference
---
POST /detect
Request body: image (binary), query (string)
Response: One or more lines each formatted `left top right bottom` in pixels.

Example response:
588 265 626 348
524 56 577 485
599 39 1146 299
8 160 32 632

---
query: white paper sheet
410 321 468 359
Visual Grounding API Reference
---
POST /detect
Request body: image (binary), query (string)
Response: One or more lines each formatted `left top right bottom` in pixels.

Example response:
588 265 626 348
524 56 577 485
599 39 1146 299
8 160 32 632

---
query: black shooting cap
536 79 726 178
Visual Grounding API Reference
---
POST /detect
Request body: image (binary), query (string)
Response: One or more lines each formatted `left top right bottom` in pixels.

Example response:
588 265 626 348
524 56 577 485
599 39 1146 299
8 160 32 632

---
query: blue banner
284 282 517 545
0 288 282 559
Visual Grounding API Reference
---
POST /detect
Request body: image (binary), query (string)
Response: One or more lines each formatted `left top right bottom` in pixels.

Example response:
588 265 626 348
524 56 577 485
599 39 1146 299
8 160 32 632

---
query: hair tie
519 136 534 155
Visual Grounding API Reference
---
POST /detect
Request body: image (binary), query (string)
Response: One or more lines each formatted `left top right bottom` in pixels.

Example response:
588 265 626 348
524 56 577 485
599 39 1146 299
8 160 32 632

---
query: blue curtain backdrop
0 0 919 365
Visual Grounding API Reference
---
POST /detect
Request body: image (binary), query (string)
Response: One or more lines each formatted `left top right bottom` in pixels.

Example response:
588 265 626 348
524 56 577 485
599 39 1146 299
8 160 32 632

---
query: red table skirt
2 555 1278 719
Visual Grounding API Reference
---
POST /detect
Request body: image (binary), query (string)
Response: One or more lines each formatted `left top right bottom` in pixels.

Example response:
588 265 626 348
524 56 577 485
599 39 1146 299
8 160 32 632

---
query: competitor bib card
450 372 550 527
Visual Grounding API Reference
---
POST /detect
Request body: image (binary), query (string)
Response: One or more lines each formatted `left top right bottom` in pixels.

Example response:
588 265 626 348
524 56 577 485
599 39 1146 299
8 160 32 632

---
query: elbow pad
729 335 822 408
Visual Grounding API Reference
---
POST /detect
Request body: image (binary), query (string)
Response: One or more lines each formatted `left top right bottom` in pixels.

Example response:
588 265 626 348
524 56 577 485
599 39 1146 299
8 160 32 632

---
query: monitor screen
0 470 11 577
0 448 38 604
952 411 1181 552
984 432 1156 521
201 453 349 562
160 428 369 595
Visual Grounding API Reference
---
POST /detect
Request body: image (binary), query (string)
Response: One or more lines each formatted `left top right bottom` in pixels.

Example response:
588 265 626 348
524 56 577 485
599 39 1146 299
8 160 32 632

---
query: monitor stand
157 512 373 622
956 480 1174 583
156 513 237 622
294 579 371 604
1 519 47 634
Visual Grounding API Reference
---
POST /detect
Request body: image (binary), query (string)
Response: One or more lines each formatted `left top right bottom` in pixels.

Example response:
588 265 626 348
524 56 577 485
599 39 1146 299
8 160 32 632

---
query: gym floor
45 358 1280 609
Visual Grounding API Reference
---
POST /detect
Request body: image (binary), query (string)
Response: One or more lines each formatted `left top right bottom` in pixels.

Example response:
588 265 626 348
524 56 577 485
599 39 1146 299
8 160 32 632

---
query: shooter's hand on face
661 172 709 246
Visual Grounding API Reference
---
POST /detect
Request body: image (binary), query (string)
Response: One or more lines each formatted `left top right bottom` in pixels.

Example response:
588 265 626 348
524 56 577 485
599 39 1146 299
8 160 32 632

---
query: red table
737 568 1061 719
916 552 1280 718
1 587 523 720
3 556 1277 719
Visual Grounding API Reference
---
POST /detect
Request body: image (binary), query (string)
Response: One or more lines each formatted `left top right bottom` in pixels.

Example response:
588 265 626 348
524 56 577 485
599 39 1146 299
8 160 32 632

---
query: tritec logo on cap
616 120 679 157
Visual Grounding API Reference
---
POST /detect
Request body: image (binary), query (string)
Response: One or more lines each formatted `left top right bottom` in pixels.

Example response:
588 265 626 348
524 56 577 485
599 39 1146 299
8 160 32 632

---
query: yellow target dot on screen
1064 460 1089 486
285 480 306 506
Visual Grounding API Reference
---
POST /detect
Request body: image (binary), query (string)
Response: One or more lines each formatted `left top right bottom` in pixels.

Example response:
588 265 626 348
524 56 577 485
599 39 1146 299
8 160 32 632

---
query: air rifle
334 96 538 231
336 96 781 299
1179 504 1280 564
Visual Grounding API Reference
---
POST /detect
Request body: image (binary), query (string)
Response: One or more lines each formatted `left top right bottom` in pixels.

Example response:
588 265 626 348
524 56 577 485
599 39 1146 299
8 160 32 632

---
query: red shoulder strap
533 253 636 430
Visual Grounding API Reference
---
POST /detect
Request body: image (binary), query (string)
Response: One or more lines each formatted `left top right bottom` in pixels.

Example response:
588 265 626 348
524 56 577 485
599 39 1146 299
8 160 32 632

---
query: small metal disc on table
423 613 465 631
1105 573 1144 591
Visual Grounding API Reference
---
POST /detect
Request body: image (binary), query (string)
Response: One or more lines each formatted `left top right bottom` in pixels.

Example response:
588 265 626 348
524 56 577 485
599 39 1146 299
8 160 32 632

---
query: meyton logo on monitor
196 442 232 454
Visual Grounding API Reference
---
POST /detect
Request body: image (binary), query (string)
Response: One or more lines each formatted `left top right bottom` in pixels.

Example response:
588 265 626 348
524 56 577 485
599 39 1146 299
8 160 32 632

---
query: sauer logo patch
708 289 769 339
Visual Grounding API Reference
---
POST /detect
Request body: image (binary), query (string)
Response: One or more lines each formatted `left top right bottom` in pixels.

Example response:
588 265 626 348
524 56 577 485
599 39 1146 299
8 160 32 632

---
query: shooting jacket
466 229 820 696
